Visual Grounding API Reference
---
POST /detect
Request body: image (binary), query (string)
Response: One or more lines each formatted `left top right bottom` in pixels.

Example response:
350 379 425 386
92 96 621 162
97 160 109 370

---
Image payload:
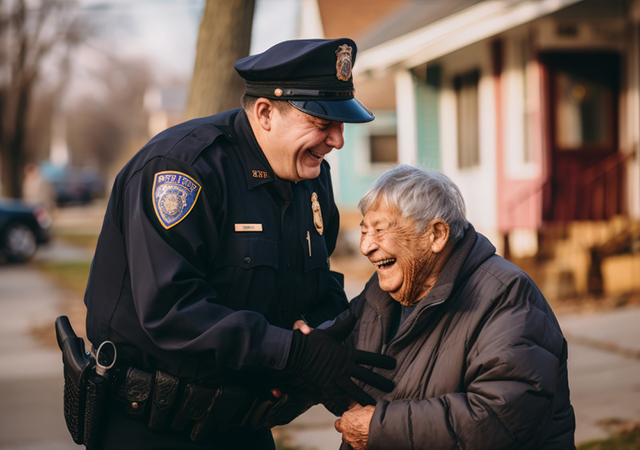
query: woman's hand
293 319 312 335
334 404 375 450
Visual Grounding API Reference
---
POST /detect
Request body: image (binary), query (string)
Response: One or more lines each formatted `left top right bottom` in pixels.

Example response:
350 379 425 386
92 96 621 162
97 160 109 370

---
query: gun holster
55 316 114 450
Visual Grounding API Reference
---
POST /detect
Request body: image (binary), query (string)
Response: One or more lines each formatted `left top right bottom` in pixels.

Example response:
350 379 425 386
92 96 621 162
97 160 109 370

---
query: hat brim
289 98 374 123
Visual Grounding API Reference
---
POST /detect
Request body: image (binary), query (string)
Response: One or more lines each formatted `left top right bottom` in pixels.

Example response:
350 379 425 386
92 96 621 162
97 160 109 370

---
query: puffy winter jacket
340 226 575 450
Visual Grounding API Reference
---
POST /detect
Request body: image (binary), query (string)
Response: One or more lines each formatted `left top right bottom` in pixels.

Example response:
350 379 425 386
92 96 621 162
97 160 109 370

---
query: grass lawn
53 230 99 251
37 260 92 296
577 427 640 450
33 260 91 348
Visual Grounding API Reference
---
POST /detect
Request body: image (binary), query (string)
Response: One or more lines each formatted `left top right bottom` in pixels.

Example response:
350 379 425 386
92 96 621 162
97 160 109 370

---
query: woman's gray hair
358 165 469 242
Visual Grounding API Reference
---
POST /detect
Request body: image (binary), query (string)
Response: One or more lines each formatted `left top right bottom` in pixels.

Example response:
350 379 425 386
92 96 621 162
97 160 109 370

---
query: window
369 134 398 164
554 70 614 151
454 70 480 168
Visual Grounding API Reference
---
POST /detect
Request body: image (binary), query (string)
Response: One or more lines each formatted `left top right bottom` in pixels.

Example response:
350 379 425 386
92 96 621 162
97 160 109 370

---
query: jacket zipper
378 313 387 355
378 298 447 356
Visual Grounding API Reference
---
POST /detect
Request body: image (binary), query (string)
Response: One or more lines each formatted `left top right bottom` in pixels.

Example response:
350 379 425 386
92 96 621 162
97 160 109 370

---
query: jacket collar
234 109 278 190
418 224 481 308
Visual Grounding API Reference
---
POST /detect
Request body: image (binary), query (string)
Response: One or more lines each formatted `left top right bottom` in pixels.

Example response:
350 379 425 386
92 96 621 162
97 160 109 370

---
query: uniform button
131 402 139 409
326 258 330 268
267 358 276 366
282 306 287 312
287 263 291 269
243 256 251 264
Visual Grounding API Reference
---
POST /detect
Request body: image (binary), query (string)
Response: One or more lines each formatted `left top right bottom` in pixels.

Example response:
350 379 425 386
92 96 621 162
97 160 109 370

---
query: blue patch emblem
152 171 201 229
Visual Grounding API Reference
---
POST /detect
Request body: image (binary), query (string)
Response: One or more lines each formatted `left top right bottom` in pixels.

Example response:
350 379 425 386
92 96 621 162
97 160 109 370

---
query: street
1 235 639 449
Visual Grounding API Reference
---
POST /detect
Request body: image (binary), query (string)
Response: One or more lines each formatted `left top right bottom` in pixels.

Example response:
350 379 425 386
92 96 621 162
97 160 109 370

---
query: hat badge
335 44 353 82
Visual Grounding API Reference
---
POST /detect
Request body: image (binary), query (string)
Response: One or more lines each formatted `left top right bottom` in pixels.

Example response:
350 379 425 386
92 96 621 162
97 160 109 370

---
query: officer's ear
253 98 275 132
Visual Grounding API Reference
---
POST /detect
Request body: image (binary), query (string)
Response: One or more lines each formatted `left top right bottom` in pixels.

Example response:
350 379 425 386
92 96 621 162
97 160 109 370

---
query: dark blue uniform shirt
84 109 348 383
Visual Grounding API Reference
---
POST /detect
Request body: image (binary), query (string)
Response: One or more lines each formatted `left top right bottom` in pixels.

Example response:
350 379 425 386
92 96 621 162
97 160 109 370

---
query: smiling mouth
372 258 396 269
308 149 324 159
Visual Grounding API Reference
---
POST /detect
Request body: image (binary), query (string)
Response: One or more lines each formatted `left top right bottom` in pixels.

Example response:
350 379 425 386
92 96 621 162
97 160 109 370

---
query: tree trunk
184 0 255 120
0 0 81 198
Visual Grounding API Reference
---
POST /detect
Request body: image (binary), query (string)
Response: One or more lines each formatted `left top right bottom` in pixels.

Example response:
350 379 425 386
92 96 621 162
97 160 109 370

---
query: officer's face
269 107 344 181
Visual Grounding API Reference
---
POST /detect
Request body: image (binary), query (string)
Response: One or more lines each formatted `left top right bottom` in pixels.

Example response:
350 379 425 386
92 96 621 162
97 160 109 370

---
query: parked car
0 199 52 262
40 163 105 206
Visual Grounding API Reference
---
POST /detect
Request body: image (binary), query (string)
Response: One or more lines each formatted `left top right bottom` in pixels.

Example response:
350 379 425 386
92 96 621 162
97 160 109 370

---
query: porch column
630 0 640 218
298 0 324 39
395 69 418 166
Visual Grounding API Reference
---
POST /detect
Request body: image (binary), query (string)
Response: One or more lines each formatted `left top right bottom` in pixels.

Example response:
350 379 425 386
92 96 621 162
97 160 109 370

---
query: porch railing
576 151 634 221
506 150 634 226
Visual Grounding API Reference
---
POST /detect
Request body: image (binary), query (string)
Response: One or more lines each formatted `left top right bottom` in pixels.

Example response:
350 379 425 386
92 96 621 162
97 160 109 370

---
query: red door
541 52 623 222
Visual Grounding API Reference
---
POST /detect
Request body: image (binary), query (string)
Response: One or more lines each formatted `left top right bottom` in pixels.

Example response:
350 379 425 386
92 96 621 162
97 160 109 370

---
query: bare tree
0 0 83 198
66 56 153 176
184 0 255 120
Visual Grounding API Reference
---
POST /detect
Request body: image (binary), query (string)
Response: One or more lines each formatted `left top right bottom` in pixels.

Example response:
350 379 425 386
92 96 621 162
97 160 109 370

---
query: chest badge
152 171 201 229
311 192 323 236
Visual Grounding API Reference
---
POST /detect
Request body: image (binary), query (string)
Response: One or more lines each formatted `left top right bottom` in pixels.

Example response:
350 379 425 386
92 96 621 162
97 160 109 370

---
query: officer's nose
326 122 344 150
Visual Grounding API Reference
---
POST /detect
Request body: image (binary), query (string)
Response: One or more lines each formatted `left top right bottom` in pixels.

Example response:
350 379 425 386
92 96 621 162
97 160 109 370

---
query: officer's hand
270 316 312 407
278 315 396 412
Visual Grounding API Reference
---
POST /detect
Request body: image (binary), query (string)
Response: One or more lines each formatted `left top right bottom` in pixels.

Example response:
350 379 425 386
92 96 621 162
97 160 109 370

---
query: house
315 0 640 299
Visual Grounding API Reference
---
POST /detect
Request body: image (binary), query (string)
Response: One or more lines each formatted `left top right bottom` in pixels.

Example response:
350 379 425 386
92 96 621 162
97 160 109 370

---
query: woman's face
359 203 436 305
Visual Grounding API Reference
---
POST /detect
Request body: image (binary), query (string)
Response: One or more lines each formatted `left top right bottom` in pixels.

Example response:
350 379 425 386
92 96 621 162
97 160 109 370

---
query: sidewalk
560 307 640 443
0 263 77 450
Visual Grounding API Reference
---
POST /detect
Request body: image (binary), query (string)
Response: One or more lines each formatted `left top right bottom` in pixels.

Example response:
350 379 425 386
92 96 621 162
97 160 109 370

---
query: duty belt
110 366 264 442
56 315 312 448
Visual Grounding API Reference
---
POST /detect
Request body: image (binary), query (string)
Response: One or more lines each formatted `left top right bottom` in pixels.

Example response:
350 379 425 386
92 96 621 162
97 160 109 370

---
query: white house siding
502 28 542 181
395 70 419 167
499 27 546 254
437 41 502 253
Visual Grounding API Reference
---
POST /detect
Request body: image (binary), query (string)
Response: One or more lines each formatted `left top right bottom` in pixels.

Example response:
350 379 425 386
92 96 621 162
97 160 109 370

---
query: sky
78 0 205 77
72 0 300 92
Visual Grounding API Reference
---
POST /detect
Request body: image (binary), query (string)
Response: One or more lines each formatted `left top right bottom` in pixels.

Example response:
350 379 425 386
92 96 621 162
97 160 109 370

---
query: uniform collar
234 109 278 190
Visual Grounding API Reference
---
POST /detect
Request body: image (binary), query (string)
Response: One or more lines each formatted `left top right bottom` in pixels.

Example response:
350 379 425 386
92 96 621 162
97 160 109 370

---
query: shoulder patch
152 171 201 229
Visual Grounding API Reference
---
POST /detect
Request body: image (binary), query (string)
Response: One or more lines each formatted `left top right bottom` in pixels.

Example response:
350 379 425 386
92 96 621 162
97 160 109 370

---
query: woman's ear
428 219 450 253
252 98 274 131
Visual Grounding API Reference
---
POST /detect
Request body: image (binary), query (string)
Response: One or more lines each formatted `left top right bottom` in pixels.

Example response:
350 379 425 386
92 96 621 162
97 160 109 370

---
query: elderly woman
332 165 575 450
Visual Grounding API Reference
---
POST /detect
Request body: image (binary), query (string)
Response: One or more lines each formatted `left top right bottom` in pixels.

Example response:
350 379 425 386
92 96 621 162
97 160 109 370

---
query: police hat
234 38 374 123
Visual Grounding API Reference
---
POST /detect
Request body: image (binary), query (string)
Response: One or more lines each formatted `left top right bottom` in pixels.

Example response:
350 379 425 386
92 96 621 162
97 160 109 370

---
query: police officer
83 38 395 449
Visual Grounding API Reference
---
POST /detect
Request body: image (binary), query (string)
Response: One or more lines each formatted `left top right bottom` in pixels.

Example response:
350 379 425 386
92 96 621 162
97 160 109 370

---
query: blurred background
1 0 640 449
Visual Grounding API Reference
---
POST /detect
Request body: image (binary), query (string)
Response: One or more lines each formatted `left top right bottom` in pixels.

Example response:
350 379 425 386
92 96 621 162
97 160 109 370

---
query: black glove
277 314 396 412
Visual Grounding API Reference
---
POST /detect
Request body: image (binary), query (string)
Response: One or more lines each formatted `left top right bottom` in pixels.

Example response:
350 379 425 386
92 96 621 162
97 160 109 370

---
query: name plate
234 223 263 232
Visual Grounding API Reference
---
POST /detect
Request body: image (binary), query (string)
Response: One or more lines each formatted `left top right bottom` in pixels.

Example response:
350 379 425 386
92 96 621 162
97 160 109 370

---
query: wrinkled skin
335 404 375 450
359 203 451 306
